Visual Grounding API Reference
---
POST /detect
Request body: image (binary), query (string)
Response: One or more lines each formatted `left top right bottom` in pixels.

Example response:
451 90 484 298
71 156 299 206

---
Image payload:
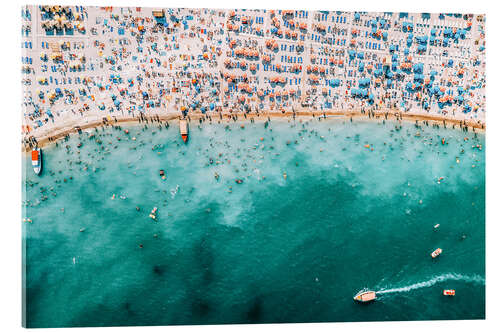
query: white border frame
2 0 498 332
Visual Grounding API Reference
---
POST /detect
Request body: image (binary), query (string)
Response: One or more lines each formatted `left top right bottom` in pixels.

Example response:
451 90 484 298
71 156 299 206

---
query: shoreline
22 108 485 152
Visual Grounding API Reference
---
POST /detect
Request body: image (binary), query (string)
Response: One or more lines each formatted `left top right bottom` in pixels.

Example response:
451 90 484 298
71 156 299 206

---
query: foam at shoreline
23 108 485 152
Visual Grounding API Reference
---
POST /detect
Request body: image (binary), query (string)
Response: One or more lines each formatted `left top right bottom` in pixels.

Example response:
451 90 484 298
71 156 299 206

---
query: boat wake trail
376 273 485 295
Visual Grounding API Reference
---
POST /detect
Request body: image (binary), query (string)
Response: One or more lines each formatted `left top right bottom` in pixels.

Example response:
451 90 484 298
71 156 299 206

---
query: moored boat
31 148 42 175
180 119 188 143
353 289 377 303
431 248 442 258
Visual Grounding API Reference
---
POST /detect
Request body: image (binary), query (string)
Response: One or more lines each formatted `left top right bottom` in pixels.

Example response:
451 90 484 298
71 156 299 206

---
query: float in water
431 248 443 258
443 289 456 296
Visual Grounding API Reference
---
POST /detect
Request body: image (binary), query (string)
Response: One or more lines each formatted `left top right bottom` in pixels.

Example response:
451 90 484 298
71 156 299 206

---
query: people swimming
149 207 158 220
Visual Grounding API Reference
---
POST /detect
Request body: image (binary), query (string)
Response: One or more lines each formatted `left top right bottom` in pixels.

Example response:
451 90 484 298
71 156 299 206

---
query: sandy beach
21 6 486 151
23 106 484 152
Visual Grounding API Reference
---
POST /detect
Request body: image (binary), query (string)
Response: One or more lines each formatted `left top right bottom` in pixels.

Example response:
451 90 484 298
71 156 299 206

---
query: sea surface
22 118 485 327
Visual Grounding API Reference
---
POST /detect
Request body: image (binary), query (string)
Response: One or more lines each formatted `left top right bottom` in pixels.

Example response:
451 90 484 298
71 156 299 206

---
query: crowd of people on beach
21 6 486 141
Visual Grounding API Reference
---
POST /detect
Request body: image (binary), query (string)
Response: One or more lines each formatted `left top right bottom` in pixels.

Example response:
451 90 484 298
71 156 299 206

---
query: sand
22 106 484 152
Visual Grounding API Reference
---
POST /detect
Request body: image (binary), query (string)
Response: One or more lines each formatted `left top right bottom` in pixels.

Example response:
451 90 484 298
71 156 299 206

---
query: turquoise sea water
22 119 485 327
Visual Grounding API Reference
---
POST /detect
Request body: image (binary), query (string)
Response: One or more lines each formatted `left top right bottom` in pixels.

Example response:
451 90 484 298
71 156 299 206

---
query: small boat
353 289 377 303
31 148 42 175
431 248 442 258
180 119 188 143
434 223 440 229
443 289 455 296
